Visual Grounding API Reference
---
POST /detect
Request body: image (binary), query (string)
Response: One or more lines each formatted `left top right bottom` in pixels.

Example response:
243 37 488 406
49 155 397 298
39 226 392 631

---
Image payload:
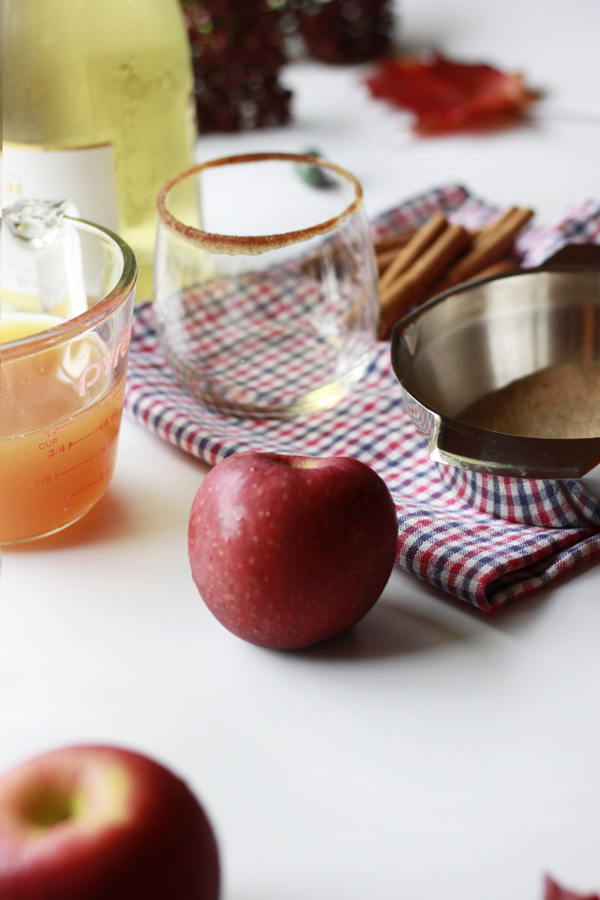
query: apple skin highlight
0 745 220 900
188 452 399 650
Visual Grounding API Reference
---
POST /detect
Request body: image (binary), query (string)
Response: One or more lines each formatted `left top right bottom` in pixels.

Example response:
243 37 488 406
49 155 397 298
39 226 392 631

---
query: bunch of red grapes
180 0 395 133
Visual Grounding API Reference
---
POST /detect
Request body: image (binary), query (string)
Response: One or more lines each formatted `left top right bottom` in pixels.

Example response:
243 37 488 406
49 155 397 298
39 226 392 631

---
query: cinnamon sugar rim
156 152 364 256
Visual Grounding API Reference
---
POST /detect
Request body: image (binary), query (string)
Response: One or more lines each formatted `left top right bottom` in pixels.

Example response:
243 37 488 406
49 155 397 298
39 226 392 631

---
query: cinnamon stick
374 228 416 254
377 246 404 274
378 224 470 338
378 211 448 294
424 256 520 300
444 207 533 286
472 206 518 247
472 258 520 279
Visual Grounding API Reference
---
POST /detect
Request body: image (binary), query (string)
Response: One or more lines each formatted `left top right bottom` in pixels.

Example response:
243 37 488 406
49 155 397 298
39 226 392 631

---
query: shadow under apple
289 597 470 662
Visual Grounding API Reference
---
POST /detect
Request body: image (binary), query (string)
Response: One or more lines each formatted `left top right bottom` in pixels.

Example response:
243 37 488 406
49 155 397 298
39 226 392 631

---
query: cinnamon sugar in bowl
391 250 600 486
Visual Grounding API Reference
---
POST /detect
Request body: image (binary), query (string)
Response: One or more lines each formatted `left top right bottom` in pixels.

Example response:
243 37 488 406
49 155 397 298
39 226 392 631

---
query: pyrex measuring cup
0 200 137 544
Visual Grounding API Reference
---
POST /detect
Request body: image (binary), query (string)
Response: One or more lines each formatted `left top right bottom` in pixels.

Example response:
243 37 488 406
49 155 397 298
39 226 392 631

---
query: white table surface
2 1 600 897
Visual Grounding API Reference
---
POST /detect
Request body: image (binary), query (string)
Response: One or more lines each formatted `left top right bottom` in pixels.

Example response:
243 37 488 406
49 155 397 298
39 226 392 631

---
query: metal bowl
390 245 600 494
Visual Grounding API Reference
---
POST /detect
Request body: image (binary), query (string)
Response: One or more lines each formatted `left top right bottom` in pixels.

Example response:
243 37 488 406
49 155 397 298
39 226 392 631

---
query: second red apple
0 744 220 900
188 452 398 649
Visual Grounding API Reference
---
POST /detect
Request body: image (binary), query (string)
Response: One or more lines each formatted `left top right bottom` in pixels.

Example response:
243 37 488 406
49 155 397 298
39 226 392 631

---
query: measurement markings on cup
53 443 111 479
44 372 126 438
66 469 109 500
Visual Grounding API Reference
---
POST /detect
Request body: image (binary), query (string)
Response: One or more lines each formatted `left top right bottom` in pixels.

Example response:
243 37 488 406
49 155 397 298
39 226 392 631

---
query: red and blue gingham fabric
157 256 367 411
124 185 600 612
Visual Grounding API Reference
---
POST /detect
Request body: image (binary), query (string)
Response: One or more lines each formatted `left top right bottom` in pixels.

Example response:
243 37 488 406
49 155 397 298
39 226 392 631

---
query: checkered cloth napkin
157 254 364 412
124 185 600 612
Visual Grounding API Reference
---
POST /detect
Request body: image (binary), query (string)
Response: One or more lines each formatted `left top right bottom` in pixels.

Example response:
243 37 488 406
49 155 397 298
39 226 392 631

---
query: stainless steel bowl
391 245 600 492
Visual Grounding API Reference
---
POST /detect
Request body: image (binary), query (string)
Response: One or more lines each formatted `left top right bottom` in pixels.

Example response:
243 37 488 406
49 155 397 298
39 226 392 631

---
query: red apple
0 745 220 900
188 452 398 649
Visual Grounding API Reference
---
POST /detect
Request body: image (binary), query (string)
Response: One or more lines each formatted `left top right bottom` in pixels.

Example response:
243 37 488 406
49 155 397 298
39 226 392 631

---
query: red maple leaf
545 875 600 900
365 53 538 134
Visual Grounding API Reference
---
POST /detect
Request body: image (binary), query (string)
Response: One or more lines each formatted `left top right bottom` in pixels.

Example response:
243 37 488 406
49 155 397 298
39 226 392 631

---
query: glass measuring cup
0 200 137 544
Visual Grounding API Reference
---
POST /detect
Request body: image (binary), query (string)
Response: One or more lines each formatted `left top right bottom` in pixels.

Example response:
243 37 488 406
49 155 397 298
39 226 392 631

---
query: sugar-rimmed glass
154 152 379 418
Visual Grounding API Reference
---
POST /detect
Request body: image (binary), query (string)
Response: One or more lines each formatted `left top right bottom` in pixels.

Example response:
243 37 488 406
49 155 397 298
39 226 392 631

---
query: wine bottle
3 0 198 299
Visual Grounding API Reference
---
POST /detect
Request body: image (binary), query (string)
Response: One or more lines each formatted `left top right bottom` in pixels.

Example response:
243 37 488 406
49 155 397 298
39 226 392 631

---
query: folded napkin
124 185 600 613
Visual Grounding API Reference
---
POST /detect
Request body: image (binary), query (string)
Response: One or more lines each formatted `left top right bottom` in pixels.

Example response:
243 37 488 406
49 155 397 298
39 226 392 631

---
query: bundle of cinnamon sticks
375 206 533 339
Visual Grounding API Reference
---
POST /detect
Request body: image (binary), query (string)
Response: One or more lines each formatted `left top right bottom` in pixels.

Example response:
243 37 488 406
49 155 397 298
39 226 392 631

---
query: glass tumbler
0 200 137 544
154 152 379 418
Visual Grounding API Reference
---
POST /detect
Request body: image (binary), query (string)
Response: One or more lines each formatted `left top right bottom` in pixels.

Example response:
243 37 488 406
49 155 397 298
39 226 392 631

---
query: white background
2 1 600 897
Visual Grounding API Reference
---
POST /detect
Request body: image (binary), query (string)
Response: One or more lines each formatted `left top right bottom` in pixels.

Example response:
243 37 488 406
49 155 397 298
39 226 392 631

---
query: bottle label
3 142 120 234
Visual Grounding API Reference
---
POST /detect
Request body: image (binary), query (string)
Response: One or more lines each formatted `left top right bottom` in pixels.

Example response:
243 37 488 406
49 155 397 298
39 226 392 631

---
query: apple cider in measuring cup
0 199 137 544
0 313 130 543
